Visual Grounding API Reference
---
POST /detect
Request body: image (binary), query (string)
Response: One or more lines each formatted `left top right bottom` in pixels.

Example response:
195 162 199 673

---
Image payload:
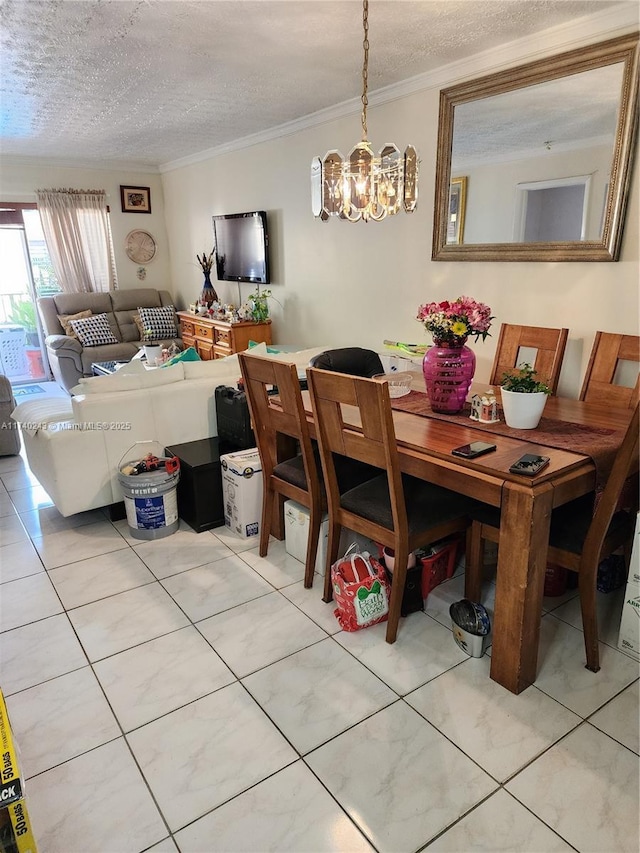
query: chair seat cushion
549 494 634 554
473 492 633 556
273 454 309 490
340 473 472 533
273 449 375 494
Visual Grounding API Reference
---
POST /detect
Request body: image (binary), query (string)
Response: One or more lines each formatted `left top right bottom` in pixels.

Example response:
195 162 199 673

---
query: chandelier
311 0 418 222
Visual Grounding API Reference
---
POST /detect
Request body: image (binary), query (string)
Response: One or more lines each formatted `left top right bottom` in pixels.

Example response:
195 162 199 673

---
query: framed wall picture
120 185 151 214
446 176 467 245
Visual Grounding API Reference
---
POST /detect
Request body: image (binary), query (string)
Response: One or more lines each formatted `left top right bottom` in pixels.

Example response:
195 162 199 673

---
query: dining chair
309 347 384 378
306 366 474 644
465 402 639 673
489 323 569 394
579 331 640 408
239 352 324 588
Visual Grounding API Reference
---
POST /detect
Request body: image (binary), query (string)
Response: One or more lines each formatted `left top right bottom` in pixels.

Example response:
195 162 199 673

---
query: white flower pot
500 388 548 429
143 344 162 365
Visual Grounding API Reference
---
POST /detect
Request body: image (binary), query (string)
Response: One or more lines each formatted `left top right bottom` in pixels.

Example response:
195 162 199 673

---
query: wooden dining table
295 378 633 694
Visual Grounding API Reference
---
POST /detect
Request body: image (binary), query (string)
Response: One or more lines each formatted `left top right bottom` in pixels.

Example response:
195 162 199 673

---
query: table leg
489 482 553 693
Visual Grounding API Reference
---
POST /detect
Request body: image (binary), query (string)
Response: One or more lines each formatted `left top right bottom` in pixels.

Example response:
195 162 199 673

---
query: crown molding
160 2 638 173
0 155 160 174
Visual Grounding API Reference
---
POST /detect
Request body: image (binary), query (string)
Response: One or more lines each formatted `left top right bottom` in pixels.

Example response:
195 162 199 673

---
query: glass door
0 204 60 384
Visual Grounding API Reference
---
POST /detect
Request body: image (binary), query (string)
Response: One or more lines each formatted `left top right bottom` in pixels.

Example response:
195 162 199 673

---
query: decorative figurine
470 389 499 423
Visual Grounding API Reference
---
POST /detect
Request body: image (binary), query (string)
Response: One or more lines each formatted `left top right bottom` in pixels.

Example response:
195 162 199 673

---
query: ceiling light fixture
311 0 419 222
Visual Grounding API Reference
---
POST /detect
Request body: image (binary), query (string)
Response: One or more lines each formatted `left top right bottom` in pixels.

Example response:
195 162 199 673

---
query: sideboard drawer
195 323 214 342
176 312 271 360
215 327 232 347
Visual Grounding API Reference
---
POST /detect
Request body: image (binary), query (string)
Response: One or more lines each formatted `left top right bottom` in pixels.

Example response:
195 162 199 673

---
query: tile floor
0 448 638 853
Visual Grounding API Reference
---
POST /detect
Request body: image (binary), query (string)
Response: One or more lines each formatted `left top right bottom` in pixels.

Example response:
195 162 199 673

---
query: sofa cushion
137 305 178 340
69 313 119 347
182 354 241 380
116 310 144 343
73 362 185 394
57 309 92 339
11 397 75 436
53 292 112 317
112 290 162 342
110 288 163 312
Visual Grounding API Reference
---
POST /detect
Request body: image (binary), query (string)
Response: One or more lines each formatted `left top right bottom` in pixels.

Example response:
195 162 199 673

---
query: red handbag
331 551 390 631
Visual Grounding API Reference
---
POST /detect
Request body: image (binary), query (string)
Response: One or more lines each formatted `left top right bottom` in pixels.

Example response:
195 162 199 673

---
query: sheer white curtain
36 188 118 293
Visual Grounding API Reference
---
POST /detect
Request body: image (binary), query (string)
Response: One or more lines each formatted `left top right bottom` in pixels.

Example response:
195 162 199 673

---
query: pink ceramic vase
422 338 476 414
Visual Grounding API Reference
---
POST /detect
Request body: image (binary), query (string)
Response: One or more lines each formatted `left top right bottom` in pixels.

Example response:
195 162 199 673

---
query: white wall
161 80 639 399
0 163 171 292
459 145 613 243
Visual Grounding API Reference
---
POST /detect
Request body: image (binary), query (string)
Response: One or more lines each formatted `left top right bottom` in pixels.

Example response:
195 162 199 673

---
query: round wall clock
125 229 157 264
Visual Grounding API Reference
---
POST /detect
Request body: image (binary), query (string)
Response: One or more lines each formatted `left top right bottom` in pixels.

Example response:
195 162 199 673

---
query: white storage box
284 499 377 576
221 448 263 538
617 513 639 661
285 500 328 574
618 580 640 661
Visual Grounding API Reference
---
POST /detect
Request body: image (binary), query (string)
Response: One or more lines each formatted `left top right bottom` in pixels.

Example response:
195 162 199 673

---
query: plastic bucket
118 444 180 540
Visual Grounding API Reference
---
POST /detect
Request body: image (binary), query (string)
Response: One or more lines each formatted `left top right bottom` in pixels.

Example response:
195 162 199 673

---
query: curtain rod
37 188 106 195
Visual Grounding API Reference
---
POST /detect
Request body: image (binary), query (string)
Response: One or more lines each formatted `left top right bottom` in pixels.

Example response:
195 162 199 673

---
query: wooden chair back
305 367 407 539
239 353 323 586
307 367 470 643
467 403 639 673
579 332 640 408
240 353 317 485
579 402 639 562
489 323 568 394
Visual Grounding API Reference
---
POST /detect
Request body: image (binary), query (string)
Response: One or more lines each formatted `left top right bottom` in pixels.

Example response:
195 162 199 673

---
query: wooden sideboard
177 311 272 360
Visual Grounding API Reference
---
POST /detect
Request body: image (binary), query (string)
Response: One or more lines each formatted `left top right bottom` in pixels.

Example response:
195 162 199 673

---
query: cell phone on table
451 441 497 459
509 453 550 475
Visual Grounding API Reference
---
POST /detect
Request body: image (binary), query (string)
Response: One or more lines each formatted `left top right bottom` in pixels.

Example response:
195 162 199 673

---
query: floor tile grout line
2 470 637 851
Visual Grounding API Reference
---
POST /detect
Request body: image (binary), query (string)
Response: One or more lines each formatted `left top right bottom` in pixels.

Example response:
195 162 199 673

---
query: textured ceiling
0 0 633 169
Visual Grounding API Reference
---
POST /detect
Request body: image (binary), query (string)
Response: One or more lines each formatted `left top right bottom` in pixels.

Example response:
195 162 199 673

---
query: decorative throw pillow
69 313 118 347
137 305 178 341
57 309 92 339
133 313 145 341
160 346 200 367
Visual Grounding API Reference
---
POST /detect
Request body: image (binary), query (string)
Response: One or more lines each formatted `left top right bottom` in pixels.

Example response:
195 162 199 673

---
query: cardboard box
0 799 38 853
618 580 640 661
0 691 23 810
220 448 263 538
0 689 37 853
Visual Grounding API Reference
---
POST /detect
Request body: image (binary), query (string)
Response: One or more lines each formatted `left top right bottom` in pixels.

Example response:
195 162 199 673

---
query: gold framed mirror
432 33 638 262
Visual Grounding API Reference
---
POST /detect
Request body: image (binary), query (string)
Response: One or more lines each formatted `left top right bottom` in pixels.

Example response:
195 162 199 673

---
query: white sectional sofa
11 344 328 517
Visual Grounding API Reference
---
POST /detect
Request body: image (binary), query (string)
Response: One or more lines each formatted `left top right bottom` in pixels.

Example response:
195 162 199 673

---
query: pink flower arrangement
417 296 493 345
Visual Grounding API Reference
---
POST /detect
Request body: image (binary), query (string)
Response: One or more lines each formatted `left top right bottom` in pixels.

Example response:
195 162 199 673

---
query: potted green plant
142 328 163 365
7 300 39 346
500 363 551 429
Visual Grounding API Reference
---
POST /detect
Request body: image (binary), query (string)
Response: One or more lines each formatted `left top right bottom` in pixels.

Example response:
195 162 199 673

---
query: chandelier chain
361 0 369 140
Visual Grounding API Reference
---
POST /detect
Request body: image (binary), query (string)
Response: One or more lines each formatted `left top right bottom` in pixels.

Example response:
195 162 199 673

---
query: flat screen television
212 210 270 285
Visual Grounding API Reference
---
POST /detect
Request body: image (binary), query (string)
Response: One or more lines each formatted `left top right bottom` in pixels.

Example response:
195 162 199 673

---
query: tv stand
177 312 272 360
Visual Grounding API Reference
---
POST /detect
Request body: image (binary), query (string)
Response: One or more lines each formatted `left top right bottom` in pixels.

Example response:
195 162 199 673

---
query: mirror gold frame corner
432 32 639 262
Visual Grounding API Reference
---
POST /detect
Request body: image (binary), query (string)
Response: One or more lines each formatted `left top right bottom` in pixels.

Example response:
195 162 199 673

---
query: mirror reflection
432 34 638 261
